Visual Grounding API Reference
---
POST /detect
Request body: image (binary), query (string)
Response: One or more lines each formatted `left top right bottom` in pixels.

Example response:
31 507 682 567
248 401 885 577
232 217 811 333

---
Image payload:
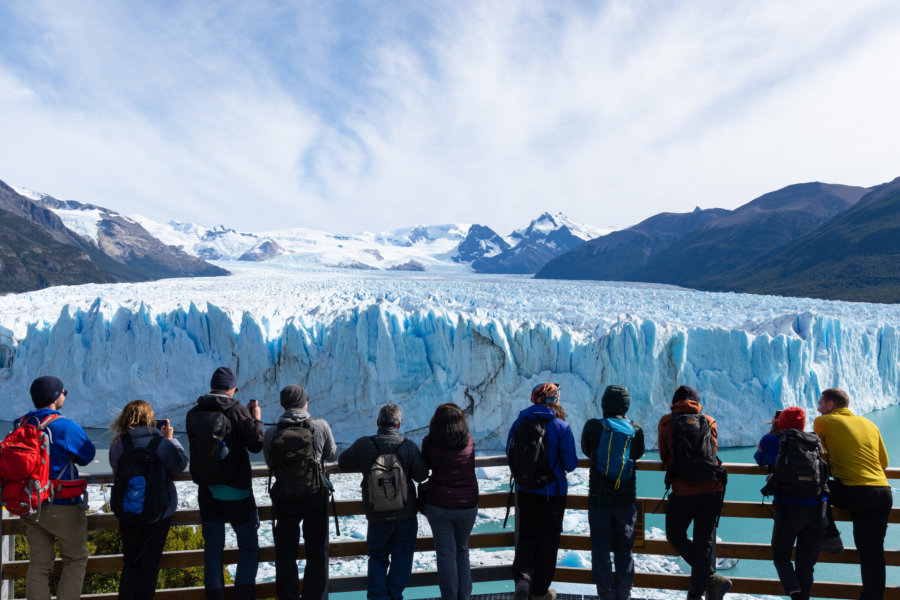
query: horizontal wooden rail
4 456 899 598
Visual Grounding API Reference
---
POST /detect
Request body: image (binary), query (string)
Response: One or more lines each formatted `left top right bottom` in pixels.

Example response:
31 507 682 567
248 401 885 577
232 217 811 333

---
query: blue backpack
111 434 168 524
593 417 635 490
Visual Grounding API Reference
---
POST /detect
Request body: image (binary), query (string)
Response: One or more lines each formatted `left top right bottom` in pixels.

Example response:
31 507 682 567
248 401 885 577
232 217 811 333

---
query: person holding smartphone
186 367 264 600
110 400 188 600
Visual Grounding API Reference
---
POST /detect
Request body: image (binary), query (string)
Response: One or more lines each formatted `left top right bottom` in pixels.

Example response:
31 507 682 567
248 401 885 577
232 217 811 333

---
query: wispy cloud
1 0 899 234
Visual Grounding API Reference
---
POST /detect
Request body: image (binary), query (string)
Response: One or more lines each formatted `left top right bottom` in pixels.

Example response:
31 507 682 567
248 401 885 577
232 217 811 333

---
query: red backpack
0 414 63 517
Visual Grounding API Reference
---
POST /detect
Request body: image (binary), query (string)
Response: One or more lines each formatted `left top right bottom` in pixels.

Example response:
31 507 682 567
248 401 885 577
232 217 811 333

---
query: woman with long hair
109 400 188 600
421 403 479 600
507 382 578 600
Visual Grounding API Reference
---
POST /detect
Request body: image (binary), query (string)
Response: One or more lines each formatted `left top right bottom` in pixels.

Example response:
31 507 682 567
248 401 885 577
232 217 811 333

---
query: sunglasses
62 389 68 397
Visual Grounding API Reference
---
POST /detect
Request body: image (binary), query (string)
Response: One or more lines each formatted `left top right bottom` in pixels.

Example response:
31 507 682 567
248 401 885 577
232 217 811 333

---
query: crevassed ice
2 266 899 449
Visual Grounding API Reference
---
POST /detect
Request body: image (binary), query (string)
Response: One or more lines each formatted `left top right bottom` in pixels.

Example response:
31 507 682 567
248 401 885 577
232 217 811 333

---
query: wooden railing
1 458 898 599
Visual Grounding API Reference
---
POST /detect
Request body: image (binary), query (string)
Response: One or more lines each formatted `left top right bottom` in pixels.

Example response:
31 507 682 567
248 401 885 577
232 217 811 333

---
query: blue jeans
588 499 637 600
366 518 419 600
199 488 260 598
424 504 478 600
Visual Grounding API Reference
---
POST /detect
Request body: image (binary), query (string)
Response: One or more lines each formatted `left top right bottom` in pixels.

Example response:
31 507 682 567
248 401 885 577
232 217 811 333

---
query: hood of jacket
671 398 702 415
197 392 239 412
278 407 311 425
518 403 556 421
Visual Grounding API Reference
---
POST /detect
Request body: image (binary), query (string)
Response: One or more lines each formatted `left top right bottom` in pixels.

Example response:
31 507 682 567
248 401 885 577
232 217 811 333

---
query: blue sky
2 1 900 234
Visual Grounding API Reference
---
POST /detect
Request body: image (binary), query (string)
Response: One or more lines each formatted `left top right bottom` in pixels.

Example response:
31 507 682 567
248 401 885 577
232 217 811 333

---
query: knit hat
601 385 630 417
672 385 701 405
30 376 64 408
210 366 239 391
280 384 309 409
531 382 560 405
776 406 806 431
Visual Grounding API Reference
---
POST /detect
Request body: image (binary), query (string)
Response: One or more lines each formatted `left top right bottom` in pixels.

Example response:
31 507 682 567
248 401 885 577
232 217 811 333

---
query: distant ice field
2 261 897 340
2 263 900 448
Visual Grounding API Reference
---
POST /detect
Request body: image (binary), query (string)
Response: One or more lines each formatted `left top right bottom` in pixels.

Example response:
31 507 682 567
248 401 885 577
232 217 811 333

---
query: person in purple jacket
421 403 479 600
507 382 578 600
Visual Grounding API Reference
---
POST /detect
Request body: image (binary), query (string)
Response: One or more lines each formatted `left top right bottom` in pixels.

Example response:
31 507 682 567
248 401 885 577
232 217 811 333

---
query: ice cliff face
1 270 898 450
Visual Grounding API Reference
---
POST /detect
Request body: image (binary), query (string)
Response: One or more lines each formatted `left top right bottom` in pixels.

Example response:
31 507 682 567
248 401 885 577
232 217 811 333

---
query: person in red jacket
657 385 731 600
421 403 479 600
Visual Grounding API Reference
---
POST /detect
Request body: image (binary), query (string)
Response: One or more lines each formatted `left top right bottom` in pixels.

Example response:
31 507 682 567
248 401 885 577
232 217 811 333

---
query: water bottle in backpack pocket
111 434 169 524
186 409 235 486
593 417 636 490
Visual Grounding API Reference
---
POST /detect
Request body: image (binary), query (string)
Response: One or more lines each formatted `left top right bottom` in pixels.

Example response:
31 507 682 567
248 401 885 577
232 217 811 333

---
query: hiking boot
821 534 844 553
515 579 531 600
706 573 732 600
686 594 703 600
531 590 557 600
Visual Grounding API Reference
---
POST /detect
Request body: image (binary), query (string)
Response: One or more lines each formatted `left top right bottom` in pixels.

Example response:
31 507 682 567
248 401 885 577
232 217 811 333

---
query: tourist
657 385 731 600
16 376 96 600
421 403 479 600
507 382 578 600
185 366 264 600
755 407 828 600
110 400 189 600
338 404 428 600
581 385 645 600
263 384 337 600
814 388 892 600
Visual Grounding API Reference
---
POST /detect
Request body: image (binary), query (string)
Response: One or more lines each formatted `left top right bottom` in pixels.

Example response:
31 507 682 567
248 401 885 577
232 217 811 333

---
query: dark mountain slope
639 183 868 287
715 177 900 303
535 207 729 281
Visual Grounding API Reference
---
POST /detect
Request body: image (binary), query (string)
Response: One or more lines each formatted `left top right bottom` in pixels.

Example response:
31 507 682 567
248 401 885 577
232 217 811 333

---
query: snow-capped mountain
1 183 225 293
473 212 614 274
453 224 511 263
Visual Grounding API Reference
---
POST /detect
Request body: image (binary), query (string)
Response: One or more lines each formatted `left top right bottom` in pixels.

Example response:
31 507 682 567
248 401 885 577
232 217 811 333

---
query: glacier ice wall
2 299 898 449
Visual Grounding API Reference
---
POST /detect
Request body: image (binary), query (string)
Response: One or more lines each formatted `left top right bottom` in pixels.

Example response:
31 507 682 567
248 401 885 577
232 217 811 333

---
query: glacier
2 263 900 449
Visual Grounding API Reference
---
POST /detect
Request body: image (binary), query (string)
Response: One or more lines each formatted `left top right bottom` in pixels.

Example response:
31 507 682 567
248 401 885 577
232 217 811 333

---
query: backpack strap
147 434 164 453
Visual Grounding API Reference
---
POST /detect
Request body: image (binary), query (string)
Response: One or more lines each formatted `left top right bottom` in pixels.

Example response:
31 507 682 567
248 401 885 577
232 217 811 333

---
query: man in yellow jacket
813 388 891 600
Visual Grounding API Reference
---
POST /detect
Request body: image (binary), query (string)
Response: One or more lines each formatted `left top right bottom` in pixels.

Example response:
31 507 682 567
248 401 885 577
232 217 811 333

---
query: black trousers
665 492 723 597
771 500 827 600
828 480 893 600
273 493 330 600
512 492 567 596
118 516 173 600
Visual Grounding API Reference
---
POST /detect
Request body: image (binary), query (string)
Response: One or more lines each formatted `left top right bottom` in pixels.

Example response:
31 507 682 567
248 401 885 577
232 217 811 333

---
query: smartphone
247 399 258 409
153 418 169 430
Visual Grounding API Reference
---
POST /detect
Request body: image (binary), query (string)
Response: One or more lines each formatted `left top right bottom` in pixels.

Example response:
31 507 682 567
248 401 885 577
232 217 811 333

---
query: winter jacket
338 426 428 523
506 404 578 496
657 399 724 496
581 415 645 506
263 408 338 465
16 408 96 506
110 426 189 519
185 393 264 490
754 431 825 506
421 432 478 510
813 407 889 487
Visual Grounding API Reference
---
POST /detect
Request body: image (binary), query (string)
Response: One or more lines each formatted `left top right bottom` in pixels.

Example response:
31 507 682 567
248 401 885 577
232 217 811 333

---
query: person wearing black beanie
657 386 731 600
185 367 264 600
262 384 337 600
16 376 96 600
581 385 645 600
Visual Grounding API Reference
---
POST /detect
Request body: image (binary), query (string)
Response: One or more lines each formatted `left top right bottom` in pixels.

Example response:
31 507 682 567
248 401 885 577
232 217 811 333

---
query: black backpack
761 429 828 498
507 417 556 489
667 412 726 485
186 408 235 486
268 419 323 503
111 434 169 525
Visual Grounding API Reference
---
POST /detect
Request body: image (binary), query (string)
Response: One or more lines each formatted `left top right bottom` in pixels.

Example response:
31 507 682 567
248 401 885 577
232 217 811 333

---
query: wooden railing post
1 507 12 600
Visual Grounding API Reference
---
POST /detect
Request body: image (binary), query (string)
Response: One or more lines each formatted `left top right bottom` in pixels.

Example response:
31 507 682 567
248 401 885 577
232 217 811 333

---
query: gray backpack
367 437 409 513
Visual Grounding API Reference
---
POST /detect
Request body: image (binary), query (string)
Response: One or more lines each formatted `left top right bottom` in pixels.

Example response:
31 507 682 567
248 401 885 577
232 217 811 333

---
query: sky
1 1 900 235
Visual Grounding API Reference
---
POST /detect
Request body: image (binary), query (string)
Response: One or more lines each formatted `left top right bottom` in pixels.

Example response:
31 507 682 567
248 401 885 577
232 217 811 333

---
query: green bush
15 523 232 595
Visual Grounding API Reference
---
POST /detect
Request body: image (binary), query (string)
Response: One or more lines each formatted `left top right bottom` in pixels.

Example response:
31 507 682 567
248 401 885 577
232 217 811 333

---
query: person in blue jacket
507 382 578 600
755 407 828 600
19 375 96 600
